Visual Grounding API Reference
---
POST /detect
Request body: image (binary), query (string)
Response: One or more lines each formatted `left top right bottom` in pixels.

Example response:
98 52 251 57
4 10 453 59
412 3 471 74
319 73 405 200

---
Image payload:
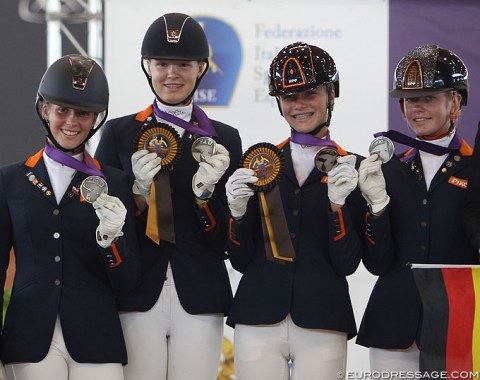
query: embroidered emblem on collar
165 109 186 117
25 171 52 196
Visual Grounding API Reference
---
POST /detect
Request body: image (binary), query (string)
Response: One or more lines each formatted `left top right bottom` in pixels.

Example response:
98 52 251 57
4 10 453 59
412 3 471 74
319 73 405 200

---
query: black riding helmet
268 42 339 135
36 54 109 152
390 44 468 106
141 13 210 106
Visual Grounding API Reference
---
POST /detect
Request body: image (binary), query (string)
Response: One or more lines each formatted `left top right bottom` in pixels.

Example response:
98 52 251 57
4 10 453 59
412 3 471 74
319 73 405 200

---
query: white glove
131 149 162 204
93 193 126 248
358 154 390 214
192 143 230 199
226 168 258 219
327 155 359 206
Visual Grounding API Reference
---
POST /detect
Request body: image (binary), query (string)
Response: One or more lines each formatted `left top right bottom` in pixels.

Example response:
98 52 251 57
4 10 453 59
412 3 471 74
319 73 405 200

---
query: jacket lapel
24 152 57 207
428 151 469 193
58 170 88 207
279 143 299 187
400 153 428 193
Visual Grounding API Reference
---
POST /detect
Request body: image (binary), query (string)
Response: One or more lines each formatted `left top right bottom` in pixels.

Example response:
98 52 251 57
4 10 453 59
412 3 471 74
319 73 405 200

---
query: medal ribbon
152 100 217 137
374 130 461 156
259 187 296 263
146 170 175 245
290 130 337 148
44 144 105 178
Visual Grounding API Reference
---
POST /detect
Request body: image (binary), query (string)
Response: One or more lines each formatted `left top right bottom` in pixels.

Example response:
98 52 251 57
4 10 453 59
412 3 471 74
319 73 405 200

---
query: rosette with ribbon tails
240 142 295 263
134 122 182 244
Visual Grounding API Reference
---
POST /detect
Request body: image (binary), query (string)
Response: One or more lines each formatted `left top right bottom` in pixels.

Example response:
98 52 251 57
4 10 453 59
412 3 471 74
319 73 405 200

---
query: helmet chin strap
307 106 332 136
141 57 209 107
308 84 333 136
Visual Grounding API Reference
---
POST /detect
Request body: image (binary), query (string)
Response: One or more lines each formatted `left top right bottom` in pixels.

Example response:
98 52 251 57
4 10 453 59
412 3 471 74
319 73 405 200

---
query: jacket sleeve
464 122 480 252
226 194 259 273
362 208 396 275
193 128 243 258
98 170 141 291
0 169 13 331
327 185 365 276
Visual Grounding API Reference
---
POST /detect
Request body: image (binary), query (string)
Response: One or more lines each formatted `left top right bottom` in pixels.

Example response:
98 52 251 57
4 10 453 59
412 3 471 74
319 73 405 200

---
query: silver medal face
191 137 216 162
80 176 108 203
369 136 394 163
314 147 340 173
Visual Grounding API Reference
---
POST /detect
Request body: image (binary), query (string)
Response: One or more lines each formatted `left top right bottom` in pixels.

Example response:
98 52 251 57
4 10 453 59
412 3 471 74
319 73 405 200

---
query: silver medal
192 137 216 162
80 176 108 203
314 147 340 173
369 136 394 163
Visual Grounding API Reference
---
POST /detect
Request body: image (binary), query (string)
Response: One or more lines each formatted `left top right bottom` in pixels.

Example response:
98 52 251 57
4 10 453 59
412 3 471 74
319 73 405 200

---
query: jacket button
422 199 427 205
294 188 300 195
54 256 61 262
53 209 60 215
292 210 299 216
53 232 60 239
54 279 61 286
290 232 296 239
420 221 427 228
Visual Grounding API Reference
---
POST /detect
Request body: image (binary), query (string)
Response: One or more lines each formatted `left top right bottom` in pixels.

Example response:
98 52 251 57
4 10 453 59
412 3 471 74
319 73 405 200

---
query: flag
412 265 480 375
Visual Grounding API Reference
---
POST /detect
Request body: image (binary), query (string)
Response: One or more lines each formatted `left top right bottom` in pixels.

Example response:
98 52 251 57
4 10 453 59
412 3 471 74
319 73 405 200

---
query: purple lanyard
290 130 337 148
44 144 105 179
374 130 461 156
152 100 218 137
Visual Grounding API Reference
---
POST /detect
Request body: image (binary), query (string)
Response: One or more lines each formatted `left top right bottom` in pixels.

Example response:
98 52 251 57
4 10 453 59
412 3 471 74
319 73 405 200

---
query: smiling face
43 103 97 153
401 91 462 138
279 85 333 137
146 58 205 105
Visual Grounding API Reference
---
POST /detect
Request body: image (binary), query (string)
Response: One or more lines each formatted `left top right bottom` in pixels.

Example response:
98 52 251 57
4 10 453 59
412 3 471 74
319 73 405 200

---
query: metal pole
88 0 103 66
86 0 105 153
46 0 62 66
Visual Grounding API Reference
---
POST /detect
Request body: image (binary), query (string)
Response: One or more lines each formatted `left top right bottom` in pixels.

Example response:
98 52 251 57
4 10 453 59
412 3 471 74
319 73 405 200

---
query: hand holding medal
79 177 126 249
191 138 230 200
358 135 393 214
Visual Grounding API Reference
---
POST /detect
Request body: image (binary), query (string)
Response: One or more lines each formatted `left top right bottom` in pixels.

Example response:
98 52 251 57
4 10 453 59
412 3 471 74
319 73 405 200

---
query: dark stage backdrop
0 1 89 165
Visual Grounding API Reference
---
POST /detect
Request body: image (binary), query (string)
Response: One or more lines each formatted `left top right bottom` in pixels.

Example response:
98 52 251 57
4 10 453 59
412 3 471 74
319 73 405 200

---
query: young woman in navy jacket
0 55 139 380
